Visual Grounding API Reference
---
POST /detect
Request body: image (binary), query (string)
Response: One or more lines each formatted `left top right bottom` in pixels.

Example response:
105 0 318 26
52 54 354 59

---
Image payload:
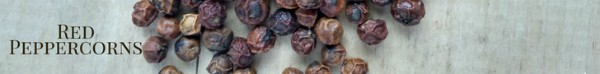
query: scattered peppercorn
156 16 181 40
132 0 158 27
345 2 369 24
283 67 304 74
320 0 346 17
321 44 347 66
267 9 300 35
174 37 201 62
142 36 168 63
391 0 425 26
236 0 270 26
247 26 277 54
306 61 332 74
291 28 316 55
152 0 179 15
207 52 234 74
357 19 388 45
198 0 226 29
202 28 234 52
341 58 368 74
160 65 183 74
179 14 202 36
314 18 343 45
295 9 319 28
228 37 254 68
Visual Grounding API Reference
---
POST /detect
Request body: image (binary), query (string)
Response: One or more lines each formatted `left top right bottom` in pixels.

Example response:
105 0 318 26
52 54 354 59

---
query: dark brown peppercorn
296 0 322 9
345 2 369 24
306 61 332 74
152 0 179 15
320 0 346 17
156 17 181 40
180 14 202 36
341 58 368 74
291 28 316 55
391 0 425 26
247 26 277 54
295 9 318 28
142 36 168 63
321 44 346 66
314 18 343 45
202 28 234 52
371 0 392 6
235 0 270 26
198 0 226 29
228 37 253 68
267 9 300 35
357 19 388 45
232 68 257 74
160 65 183 74
174 37 201 62
283 67 304 74
132 0 158 27
182 0 203 8
277 0 298 9
207 53 234 74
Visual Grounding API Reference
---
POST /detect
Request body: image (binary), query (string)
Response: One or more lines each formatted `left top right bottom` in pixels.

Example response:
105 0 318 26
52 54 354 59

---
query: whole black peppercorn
156 16 181 40
320 0 346 17
160 65 183 74
321 44 346 66
142 36 168 63
345 2 369 24
267 9 300 35
236 0 270 26
391 0 425 26
341 58 368 74
232 67 257 74
371 0 392 6
315 18 343 45
228 37 253 68
295 9 318 28
357 19 388 45
152 0 179 15
198 0 226 29
283 67 304 74
291 28 316 55
207 53 234 74
182 0 203 8
202 28 234 52
174 37 201 62
132 0 158 27
277 0 298 9
247 26 277 54
179 14 202 36
306 61 332 74
296 0 322 9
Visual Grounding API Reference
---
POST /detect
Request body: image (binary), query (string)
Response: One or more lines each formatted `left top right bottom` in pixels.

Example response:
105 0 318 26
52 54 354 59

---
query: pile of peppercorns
132 0 425 73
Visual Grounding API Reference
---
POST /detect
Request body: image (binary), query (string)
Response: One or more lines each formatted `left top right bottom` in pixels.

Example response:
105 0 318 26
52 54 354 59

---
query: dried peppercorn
235 0 270 26
228 37 253 68
174 37 201 62
267 9 300 35
371 0 392 6
282 67 304 74
182 0 203 8
277 0 298 9
232 68 257 74
391 0 425 26
345 2 369 24
202 28 234 52
306 61 332 74
152 0 179 15
247 26 277 54
198 0 226 29
295 9 318 28
207 53 234 74
295 0 322 9
357 19 388 45
160 65 183 74
156 17 181 40
341 58 368 74
180 14 202 36
321 44 346 66
132 0 158 27
320 0 346 17
314 18 343 45
291 28 316 55
142 36 168 63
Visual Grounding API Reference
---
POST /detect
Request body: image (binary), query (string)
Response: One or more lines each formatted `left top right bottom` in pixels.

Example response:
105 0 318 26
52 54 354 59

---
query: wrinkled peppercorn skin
132 0 158 27
142 36 168 63
180 14 202 36
306 61 332 74
345 2 369 24
202 28 234 52
357 19 388 45
228 37 254 68
160 65 183 74
320 0 346 17
207 53 234 74
198 0 226 29
277 0 298 9
295 9 318 28
152 0 179 15
174 37 201 62
291 28 316 55
157 17 181 40
371 0 392 6
315 18 343 45
296 0 322 9
391 0 425 26
182 0 203 8
232 68 257 74
283 67 304 74
247 26 277 54
267 9 300 35
236 0 270 26
321 44 346 66
341 58 369 74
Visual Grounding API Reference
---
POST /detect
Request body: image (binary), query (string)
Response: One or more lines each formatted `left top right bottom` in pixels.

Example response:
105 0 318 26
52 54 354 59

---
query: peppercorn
314 18 343 45
267 9 300 35
391 0 425 26
232 67 257 74
228 37 253 68
277 0 298 9
296 0 322 9
320 0 346 17
180 14 202 36
156 16 181 40
357 19 388 45
295 9 318 28
207 52 234 74
198 0 226 29
321 44 346 66
142 36 168 63
247 26 277 54
152 0 179 15
283 67 304 74
202 28 234 52
160 65 183 74
181 0 203 8
341 58 369 74
306 61 332 74
345 2 369 24
174 37 201 62
291 28 316 55
132 0 158 27
371 0 392 6
235 0 270 26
